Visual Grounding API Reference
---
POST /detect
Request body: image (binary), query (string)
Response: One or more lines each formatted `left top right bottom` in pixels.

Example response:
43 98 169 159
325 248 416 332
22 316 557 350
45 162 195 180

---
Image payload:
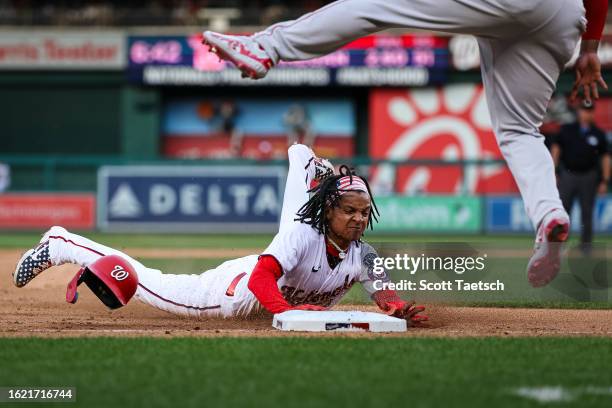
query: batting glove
372 290 428 323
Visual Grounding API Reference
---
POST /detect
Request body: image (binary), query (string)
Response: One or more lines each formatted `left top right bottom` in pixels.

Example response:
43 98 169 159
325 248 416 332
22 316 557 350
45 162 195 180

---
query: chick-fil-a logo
369 84 518 194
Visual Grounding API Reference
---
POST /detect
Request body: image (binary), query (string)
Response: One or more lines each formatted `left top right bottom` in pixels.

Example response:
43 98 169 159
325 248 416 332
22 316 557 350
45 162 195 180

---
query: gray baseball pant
254 0 586 229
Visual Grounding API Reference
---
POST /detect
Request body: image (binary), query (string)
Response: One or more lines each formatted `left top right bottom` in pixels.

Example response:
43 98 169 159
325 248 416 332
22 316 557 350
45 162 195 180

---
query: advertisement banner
485 196 532 233
0 193 95 229
128 34 448 87
162 98 355 159
485 196 612 233
368 84 518 194
97 166 285 232
0 31 126 70
375 196 482 233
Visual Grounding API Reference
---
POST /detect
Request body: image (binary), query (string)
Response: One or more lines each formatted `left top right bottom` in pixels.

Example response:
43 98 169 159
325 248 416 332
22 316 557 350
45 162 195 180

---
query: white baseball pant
46 145 318 318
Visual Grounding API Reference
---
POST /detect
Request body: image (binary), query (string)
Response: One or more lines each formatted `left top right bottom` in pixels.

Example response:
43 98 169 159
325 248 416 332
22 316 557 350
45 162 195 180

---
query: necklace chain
326 235 348 259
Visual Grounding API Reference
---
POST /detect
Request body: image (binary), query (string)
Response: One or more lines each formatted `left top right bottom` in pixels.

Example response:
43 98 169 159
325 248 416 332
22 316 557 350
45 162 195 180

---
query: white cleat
13 240 52 288
202 31 273 79
12 226 66 287
300 145 335 189
527 209 570 287
309 156 335 184
288 144 335 190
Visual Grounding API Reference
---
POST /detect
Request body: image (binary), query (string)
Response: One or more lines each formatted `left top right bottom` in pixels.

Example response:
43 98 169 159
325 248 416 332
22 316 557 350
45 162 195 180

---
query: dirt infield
2 251 612 338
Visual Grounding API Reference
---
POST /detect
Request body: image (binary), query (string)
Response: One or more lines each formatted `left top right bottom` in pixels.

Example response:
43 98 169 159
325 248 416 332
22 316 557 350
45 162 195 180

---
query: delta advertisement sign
368 84 519 195
0 31 126 70
97 166 285 232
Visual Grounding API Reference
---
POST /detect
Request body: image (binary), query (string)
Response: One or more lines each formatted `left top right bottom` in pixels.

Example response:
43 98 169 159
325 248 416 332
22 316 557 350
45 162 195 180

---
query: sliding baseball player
13 145 426 323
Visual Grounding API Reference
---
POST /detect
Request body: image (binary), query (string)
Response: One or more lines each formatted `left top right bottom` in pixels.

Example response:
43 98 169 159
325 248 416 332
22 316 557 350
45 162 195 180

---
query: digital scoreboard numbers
127 34 449 86
345 35 447 68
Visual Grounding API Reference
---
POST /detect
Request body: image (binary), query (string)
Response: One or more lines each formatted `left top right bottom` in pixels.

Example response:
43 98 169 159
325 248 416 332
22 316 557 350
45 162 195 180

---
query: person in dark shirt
551 100 611 253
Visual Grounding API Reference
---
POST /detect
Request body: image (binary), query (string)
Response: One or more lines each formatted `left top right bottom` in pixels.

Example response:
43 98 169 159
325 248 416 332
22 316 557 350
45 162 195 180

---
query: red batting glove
290 304 327 311
372 290 428 323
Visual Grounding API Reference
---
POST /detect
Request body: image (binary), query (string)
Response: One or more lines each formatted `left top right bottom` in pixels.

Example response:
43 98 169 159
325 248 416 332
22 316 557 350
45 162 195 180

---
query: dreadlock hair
295 165 379 235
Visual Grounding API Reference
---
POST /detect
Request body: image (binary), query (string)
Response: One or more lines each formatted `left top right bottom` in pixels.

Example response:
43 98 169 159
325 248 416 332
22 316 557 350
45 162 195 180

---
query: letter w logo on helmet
110 265 129 281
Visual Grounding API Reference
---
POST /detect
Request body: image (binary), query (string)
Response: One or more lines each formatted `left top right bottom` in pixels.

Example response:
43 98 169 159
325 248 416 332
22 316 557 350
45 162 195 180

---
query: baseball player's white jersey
263 222 364 308
44 145 379 318
251 0 586 229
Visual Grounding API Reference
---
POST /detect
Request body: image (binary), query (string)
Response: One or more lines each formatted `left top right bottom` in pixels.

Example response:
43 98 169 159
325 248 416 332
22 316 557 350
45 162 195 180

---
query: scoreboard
127 33 449 87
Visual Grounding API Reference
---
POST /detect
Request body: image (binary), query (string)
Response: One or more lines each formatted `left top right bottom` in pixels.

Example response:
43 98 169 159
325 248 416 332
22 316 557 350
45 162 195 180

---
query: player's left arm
248 255 326 313
572 0 609 102
359 242 427 323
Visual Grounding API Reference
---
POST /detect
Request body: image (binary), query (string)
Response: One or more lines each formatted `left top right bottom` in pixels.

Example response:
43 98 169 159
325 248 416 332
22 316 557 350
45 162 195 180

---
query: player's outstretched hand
571 50 608 103
405 304 428 324
373 290 428 324
389 301 428 324
291 304 327 311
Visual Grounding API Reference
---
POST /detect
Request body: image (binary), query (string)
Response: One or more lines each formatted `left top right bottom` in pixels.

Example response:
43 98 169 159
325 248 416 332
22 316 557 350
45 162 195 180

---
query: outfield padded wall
0 86 121 155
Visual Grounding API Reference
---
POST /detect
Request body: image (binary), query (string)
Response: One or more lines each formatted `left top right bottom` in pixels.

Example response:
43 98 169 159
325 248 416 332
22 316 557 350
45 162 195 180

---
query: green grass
2 231 612 253
0 232 276 249
3 232 612 249
1 337 611 408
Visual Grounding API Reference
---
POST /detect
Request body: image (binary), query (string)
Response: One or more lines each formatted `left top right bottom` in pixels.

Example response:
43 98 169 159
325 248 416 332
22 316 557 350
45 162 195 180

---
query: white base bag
273 310 407 333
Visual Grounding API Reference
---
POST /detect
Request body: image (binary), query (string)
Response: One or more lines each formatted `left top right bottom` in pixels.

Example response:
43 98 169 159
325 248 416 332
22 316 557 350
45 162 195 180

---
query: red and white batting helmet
66 255 138 309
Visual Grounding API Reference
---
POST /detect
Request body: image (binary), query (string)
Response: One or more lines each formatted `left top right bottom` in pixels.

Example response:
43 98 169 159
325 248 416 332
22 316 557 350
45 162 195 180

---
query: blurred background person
0 162 10 192
283 103 315 148
217 99 243 157
541 94 576 150
551 100 612 254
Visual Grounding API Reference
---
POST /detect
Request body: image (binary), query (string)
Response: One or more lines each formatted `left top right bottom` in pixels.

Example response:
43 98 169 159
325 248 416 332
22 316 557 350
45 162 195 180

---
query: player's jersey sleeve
583 0 608 40
358 242 390 296
261 223 309 276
